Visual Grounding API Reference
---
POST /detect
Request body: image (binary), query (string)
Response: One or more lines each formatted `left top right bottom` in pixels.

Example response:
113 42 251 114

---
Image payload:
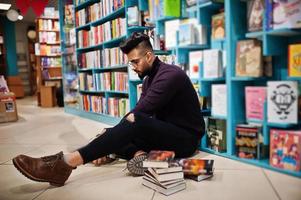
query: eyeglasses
128 52 148 69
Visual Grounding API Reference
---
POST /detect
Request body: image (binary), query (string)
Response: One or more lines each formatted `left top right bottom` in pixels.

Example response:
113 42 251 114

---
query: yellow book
288 44 301 77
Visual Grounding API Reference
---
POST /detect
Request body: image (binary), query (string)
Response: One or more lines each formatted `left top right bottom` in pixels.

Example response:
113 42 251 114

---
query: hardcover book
189 51 202 79
147 168 184 182
144 170 184 186
273 0 301 29
245 86 267 121
267 81 299 124
165 19 180 49
127 6 141 26
211 84 227 117
178 22 194 46
143 150 175 168
236 39 263 77
142 177 186 196
288 43 301 77
203 49 223 78
270 129 301 171
235 124 268 159
143 173 185 189
207 118 227 152
247 0 264 32
211 12 225 40
176 159 214 176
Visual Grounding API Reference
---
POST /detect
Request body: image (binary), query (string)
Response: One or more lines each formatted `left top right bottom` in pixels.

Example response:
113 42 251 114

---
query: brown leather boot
12 151 74 187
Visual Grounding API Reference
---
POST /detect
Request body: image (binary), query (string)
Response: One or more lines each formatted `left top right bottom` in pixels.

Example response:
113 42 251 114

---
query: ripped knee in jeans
126 113 135 123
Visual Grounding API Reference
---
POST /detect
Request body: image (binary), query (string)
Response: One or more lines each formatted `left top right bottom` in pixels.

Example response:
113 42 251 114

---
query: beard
138 67 151 80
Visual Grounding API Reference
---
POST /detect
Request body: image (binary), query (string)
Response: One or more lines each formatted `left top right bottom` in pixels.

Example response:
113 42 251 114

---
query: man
13 32 205 187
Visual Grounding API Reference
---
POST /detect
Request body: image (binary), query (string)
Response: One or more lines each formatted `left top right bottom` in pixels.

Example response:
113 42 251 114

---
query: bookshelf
59 1 79 110
27 29 37 95
35 13 62 106
0 32 5 76
58 1 301 177
150 0 301 177
190 0 301 178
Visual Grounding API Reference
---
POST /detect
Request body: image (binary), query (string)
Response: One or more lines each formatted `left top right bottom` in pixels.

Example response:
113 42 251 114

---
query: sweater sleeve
131 70 181 116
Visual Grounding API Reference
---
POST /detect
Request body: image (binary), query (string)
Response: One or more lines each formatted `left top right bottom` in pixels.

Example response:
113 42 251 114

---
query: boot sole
12 158 64 187
127 154 148 176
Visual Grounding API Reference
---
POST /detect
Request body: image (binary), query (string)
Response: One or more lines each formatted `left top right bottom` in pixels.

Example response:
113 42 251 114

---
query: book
273 0 301 29
267 81 299 124
178 22 194 46
176 159 214 176
186 0 197 7
211 84 227 117
247 0 264 32
147 168 184 182
165 19 180 49
288 44 301 77
144 170 184 186
265 0 273 31
189 51 202 79
143 150 175 168
185 174 213 182
236 39 263 77
127 6 141 26
152 164 183 174
235 124 268 159
211 12 225 40
245 86 267 121
143 173 185 189
207 118 227 152
164 0 181 17
270 129 301 171
203 49 223 78
142 177 186 196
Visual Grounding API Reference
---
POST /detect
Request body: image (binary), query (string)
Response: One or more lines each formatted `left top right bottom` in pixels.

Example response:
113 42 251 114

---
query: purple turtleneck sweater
131 57 205 138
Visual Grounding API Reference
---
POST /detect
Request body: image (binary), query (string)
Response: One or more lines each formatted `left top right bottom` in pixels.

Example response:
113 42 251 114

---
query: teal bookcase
59 0 301 177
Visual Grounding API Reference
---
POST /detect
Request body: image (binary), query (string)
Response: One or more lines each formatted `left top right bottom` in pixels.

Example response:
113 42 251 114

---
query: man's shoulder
160 62 185 75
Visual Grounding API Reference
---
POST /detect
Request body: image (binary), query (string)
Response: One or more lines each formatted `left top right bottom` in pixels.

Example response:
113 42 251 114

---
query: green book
164 0 181 17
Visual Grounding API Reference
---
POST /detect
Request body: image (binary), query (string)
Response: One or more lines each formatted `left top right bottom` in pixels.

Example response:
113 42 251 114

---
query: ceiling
0 0 59 22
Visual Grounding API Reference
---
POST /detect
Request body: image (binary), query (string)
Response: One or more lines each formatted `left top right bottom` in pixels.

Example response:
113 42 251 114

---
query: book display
182 0 301 178
35 8 62 107
58 0 301 177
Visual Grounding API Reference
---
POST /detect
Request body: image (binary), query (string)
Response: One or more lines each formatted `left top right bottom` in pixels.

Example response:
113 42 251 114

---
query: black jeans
78 113 200 164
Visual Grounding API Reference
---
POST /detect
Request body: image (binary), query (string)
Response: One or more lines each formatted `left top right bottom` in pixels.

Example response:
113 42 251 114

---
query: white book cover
178 23 194 46
267 81 299 124
203 49 223 78
165 19 180 49
211 84 227 117
127 6 140 26
273 0 301 29
189 51 202 79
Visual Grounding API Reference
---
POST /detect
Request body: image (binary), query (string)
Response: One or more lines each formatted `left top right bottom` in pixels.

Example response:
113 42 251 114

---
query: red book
270 129 301 171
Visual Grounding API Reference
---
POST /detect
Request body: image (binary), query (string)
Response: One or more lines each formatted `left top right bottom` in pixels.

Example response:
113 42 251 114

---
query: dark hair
119 32 153 54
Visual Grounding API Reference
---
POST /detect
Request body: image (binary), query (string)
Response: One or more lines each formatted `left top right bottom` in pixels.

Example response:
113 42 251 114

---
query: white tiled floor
0 97 301 200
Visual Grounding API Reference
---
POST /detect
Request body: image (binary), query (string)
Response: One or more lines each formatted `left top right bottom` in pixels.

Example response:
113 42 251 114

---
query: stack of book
142 150 185 196
141 150 215 195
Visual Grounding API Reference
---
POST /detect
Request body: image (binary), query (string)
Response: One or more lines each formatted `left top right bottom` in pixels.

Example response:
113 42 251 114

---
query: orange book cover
177 159 214 176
